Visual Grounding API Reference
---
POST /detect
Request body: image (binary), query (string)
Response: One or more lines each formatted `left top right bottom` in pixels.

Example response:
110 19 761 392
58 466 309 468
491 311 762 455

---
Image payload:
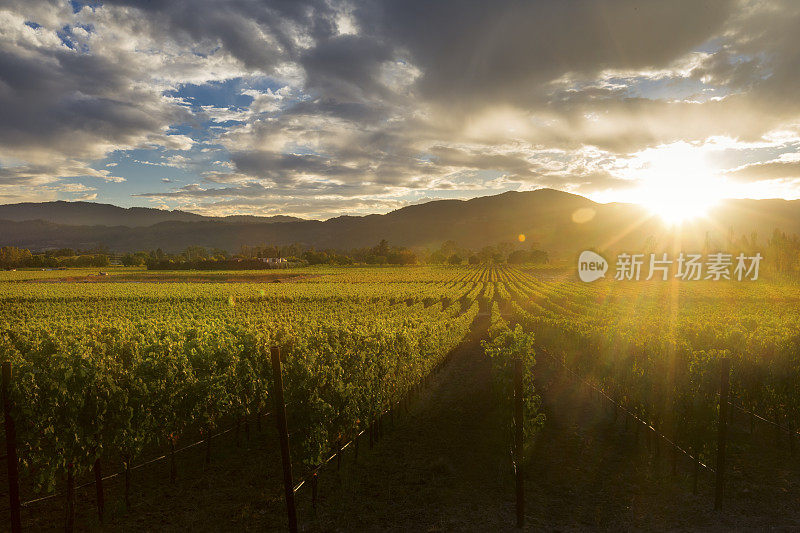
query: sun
644 199 715 225
623 142 723 225
639 188 718 224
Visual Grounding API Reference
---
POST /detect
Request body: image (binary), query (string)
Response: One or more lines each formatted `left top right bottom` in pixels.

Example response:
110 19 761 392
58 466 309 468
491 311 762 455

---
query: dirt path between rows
295 311 524 532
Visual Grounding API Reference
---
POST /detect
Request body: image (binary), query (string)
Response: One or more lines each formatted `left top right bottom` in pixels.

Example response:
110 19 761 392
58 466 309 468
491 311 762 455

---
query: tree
448 254 462 265
0 246 32 268
440 240 458 257
507 249 549 264
373 239 390 257
49 248 75 257
507 250 528 264
530 249 548 263
302 250 330 265
387 249 417 265
497 241 514 261
478 245 501 263
182 246 208 261
121 252 149 267
427 250 447 264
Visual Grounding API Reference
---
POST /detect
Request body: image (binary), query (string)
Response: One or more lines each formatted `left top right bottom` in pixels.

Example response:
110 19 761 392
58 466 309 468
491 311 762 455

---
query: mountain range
0 201 303 227
0 190 798 256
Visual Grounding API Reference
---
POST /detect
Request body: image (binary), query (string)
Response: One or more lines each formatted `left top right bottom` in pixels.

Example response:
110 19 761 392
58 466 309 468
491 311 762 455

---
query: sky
2 0 800 220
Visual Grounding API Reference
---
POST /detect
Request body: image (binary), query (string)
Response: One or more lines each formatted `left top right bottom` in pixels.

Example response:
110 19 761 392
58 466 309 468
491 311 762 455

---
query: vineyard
1 265 800 529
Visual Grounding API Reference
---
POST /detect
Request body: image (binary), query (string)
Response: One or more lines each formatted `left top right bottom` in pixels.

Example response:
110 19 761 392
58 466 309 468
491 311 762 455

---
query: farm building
260 257 287 265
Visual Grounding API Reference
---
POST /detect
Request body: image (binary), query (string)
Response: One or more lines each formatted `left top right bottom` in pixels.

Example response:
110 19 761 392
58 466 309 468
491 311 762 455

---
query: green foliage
0 267 485 489
504 267 800 464
482 311 545 451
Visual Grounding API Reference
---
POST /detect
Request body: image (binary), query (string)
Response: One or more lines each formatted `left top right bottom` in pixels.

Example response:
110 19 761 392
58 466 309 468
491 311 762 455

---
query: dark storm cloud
427 146 539 178
299 34 395 102
372 0 736 105
230 151 359 185
96 0 739 111
283 99 388 124
98 0 338 70
0 36 186 158
227 145 435 188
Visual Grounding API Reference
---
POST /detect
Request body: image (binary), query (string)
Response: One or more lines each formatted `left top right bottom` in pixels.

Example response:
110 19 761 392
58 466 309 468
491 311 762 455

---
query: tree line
0 247 112 269
0 239 549 270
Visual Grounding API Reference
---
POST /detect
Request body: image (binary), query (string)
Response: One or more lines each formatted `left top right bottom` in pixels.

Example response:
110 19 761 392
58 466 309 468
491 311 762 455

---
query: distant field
16 271 311 284
0 266 309 283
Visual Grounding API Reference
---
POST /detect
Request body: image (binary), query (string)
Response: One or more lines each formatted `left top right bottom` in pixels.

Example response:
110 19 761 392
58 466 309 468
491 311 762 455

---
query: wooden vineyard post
66 462 76 532
311 472 318 510
2 361 22 533
653 421 660 460
270 347 298 533
714 358 730 511
774 410 781 444
169 439 177 484
671 437 678 477
369 420 374 449
94 458 105 523
204 431 211 466
124 458 132 509
728 391 735 426
692 442 701 495
513 354 525 528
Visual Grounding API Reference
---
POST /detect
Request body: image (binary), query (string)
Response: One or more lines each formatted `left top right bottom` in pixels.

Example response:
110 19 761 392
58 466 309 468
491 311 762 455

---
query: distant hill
218 215 302 224
0 201 303 227
0 190 798 255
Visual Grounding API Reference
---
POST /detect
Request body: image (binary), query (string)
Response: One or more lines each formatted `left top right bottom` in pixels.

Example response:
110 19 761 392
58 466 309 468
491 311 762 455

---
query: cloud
0 2 198 196
0 160 124 184
726 155 800 182
3 0 800 216
375 0 736 105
